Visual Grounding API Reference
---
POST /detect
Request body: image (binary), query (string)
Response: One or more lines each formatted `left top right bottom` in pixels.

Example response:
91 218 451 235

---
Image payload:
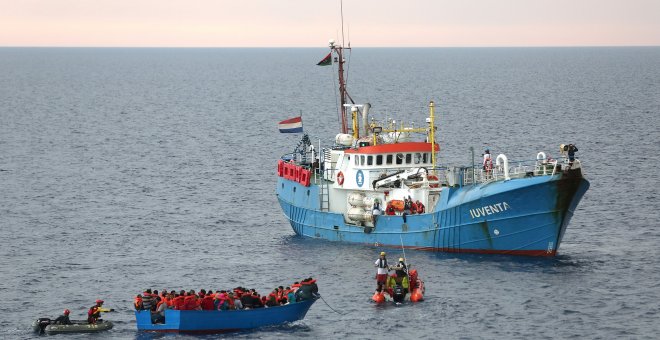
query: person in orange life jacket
87 299 113 324
375 251 389 292
172 291 186 310
251 290 264 308
415 200 425 214
53 309 72 325
186 290 202 310
200 292 215 310
214 291 227 310
134 294 144 310
166 291 176 307
295 278 317 301
266 290 279 307
291 281 301 292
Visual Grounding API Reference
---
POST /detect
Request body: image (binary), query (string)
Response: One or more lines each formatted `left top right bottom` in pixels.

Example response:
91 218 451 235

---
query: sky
1 0 659 47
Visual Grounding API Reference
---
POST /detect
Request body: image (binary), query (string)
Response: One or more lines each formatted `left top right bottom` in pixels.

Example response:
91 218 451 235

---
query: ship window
293 187 296 193
367 155 373 166
376 155 383 165
414 153 422 164
423 153 429 163
386 154 393 165
405 153 412 164
396 153 404 165
307 190 310 196
355 155 359 165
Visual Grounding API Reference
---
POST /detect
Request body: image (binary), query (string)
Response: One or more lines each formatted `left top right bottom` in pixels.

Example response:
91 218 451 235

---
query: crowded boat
135 278 319 324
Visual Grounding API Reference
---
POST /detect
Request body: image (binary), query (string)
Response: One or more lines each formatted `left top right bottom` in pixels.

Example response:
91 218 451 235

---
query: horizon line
1 45 659 49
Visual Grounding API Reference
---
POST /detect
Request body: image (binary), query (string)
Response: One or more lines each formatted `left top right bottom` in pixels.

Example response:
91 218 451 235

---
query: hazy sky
1 0 659 47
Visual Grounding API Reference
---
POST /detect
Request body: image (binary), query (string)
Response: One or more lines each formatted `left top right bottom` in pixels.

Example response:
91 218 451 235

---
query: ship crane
373 167 429 189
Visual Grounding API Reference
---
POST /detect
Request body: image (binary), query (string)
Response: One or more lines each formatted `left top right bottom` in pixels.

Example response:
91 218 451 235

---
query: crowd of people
134 278 319 323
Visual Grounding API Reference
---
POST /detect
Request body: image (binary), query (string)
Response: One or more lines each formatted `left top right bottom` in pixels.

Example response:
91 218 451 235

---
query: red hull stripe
142 328 241 334
374 244 556 257
344 142 440 154
278 116 302 124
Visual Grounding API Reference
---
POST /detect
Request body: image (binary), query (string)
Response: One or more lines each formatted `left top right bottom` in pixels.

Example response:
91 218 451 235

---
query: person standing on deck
374 252 389 292
483 149 493 179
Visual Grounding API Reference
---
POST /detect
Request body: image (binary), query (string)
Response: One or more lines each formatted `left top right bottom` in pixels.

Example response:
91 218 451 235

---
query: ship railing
461 156 577 186
310 165 450 189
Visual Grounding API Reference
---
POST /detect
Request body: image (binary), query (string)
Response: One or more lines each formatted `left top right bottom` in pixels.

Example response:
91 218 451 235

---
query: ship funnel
362 103 371 136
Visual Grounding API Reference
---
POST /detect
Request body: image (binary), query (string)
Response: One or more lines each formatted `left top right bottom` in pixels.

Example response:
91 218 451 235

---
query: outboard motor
34 318 51 334
392 284 407 303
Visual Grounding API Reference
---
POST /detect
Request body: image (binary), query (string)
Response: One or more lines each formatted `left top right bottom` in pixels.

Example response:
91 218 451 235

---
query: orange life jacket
134 296 143 310
172 296 185 310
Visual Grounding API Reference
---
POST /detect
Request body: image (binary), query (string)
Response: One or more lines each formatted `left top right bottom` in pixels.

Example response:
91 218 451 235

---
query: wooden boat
135 297 317 334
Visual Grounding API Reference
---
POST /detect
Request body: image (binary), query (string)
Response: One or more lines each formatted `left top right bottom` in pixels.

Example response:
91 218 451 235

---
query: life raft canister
389 199 405 211
277 160 284 177
284 162 292 180
294 165 301 183
300 169 311 187
337 171 344 185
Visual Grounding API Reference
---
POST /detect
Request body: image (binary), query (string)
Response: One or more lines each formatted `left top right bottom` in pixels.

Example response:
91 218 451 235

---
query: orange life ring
427 174 439 188
337 171 344 185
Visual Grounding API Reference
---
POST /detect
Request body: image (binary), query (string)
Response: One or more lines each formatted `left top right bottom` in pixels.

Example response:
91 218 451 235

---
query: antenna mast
331 0 352 135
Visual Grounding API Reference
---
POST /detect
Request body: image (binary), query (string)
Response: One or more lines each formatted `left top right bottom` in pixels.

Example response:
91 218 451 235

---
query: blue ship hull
277 169 589 256
135 298 316 334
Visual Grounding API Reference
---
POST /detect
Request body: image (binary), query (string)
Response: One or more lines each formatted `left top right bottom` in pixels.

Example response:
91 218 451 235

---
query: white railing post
496 154 510 181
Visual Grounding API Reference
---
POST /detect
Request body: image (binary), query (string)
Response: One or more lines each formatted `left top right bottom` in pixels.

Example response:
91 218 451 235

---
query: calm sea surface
1 47 659 339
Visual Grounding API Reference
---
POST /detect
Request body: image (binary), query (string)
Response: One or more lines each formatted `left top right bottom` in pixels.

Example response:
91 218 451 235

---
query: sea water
1 47 659 339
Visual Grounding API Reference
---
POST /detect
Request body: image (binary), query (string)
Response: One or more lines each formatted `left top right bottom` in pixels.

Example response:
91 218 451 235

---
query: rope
318 294 347 315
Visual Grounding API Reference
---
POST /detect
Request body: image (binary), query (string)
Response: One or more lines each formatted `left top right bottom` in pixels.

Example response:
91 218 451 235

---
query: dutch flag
278 116 303 133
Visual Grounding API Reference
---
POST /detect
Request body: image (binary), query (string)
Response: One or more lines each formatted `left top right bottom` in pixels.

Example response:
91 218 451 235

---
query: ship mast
329 40 353 135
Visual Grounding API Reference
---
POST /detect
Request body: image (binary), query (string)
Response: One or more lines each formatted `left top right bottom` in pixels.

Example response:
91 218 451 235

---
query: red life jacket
183 296 198 310
172 296 185 310
410 202 418 213
201 295 215 310
416 202 425 214
87 306 98 317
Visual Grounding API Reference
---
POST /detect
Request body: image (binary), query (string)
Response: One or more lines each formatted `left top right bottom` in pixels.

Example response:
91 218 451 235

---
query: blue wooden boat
135 298 317 334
